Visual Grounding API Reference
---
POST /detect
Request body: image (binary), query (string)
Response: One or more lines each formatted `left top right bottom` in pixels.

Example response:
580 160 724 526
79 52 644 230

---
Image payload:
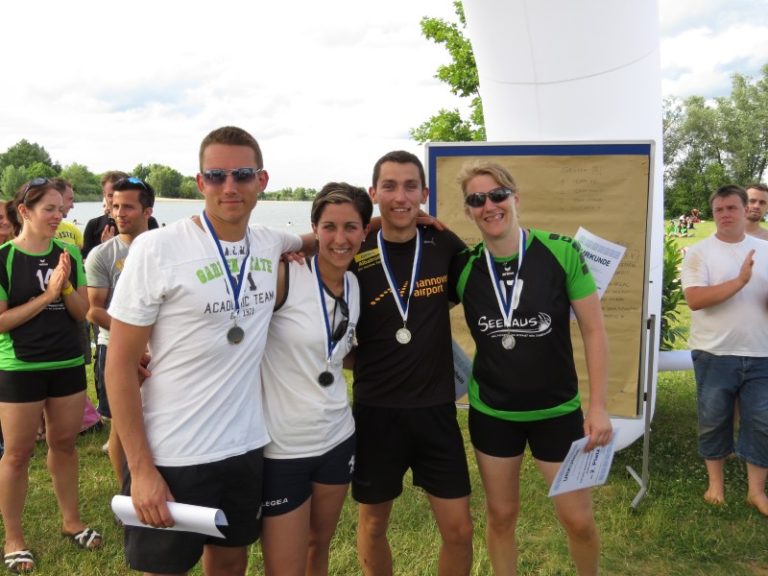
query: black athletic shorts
261 434 355 517
0 364 86 403
469 406 584 462
352 403 471 504
122 448 264 574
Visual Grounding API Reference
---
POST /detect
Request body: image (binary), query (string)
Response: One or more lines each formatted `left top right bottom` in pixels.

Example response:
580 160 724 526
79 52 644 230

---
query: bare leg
44 391 88 535
261 499 311 576
746 462 768 516
474 449 524 575
426 494 473 576
703 459 726 505
201 543 248 576
356 501 393 576
306 483 348 576
0 400 44 560
537 460 600 576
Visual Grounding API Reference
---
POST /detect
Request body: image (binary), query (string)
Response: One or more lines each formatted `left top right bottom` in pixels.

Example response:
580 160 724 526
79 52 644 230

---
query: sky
1 0 767 191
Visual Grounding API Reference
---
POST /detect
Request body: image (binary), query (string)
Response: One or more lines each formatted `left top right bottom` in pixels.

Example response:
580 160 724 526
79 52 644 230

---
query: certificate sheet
111 495 229 538
548 434 616 497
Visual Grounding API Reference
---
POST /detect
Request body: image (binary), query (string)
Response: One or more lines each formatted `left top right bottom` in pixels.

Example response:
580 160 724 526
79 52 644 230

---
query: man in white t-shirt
106 126 311 576
681 184 768 517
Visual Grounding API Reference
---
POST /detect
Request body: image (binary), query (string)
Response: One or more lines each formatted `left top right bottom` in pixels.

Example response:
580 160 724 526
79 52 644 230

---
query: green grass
4 365 768 575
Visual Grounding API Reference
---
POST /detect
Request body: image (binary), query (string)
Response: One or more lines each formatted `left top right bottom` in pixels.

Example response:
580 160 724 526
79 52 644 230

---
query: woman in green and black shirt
452 161 612 576
0 179 100 573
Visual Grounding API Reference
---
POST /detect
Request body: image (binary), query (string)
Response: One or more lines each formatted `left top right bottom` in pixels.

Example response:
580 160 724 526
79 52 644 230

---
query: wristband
62 283 74 297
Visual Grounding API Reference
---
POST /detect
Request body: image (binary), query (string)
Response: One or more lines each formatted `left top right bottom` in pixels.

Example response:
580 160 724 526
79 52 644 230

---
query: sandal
4 550 34 574
63 527 102 551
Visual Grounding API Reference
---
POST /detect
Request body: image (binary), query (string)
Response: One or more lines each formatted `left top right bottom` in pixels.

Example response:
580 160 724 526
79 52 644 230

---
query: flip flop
63 527 102 551
3 550 34 574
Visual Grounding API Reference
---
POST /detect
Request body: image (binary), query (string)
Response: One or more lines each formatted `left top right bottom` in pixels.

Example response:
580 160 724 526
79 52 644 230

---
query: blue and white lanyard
484 228 526 329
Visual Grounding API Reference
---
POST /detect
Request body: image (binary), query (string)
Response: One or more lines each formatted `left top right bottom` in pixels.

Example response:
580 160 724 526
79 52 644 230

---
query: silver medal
501 334 516 350
395 327 412 345
227 325 245 344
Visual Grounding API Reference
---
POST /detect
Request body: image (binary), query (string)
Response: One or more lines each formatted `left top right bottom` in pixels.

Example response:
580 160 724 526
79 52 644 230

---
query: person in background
452 161 611 575
82 171 128 259
86 176 154 488
682 184 768 517
0 178 101 575
745 183 768 241
260 183 371 576
51 178 83 250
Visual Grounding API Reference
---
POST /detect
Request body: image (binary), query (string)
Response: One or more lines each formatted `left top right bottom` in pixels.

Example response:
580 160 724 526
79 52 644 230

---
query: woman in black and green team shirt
0 179 100 574
452 161 612 576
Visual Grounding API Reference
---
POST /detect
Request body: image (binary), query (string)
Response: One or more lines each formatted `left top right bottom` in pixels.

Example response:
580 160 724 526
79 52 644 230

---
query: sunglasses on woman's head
21 177 49 204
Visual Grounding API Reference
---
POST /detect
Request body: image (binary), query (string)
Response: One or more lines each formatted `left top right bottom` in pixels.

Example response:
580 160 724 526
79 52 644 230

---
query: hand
58 250 72 280
130 466 176 528
44 253 70 301
281 251 306 265
416 210 447 231
101 223 116 243
583 407 612 451
138 351 152 386
738 249 755 286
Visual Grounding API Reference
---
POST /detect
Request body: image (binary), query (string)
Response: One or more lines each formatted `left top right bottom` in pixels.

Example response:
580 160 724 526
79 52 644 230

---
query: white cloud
1 1 766 188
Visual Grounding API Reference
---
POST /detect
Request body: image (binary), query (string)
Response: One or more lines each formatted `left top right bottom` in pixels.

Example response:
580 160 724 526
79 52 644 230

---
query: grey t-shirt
85 235 130 346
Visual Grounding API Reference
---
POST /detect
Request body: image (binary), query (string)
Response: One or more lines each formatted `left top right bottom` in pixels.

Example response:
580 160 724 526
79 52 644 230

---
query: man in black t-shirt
351 151 472 576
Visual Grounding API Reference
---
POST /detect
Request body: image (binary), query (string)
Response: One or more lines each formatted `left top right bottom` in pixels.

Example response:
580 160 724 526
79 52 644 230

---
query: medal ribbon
377 228 422 328
201 211 250 316
313 255 350 362
485 228 526 330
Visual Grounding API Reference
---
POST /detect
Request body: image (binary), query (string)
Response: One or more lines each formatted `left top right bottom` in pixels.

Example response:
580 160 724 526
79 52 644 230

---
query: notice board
426 142 654 418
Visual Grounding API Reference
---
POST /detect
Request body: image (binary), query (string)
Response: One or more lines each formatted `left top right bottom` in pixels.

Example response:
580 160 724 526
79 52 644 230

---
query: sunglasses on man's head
115 177 150 191
464 187 513 208
202 168 263 185
21 177 49 204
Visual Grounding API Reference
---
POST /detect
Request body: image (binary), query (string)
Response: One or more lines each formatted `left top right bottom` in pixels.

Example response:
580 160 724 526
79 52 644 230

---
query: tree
0 139 59 173
0 165 29 199
146 164 185 198
411 1 485 143
132 164 152 181
178 178 200 200
26 161 58 180
61 163 102 197
664 64 768 217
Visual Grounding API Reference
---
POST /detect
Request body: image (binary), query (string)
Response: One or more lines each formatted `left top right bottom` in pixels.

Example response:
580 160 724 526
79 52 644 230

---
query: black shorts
352 403 471 504
94 344 110 418
122 448 264 574
469 406 584 462
0 365 86 403
262 434 355 517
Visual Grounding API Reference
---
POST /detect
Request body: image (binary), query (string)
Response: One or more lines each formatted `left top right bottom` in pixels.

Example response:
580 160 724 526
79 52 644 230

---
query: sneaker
101 441 109 454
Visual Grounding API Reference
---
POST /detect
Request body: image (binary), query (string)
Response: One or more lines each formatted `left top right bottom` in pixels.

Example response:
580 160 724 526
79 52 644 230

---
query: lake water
70 200 314 234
